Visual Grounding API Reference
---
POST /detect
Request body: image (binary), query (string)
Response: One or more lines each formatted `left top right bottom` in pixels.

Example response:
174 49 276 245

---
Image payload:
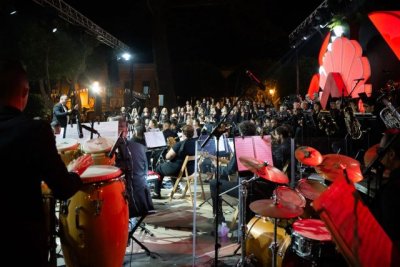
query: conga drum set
81 136 116 165
59 165 129 267
238 146 358 267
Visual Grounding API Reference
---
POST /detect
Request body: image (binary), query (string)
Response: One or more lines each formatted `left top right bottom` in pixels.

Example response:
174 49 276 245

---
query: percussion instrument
271 186 306 228
295 146 323 166
315 154 363 183
364 143 379 167
280 219 337 266
59 165 129 267
239 156 289 184
246 216 291 267
82 137 116 165
56 138 80 166
296 178 327 219
249 199 304 219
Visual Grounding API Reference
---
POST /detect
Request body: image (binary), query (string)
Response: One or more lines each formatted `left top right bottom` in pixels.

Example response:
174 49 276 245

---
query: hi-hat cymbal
364 143 380 167
315 154 363 183
295 146 323 166
239 156 289 184
249 199 304 219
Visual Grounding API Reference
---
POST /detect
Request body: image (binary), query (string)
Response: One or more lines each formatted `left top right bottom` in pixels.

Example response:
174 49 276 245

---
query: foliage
24 93 50 120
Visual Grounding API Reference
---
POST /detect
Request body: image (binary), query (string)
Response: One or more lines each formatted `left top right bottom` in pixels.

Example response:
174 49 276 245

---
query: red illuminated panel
307 73 320 99
320 72 347 109
369 11 400 60
319 32 331 66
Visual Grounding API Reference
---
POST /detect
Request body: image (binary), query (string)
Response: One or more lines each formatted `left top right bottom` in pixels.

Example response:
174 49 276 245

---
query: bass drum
246 216 291 267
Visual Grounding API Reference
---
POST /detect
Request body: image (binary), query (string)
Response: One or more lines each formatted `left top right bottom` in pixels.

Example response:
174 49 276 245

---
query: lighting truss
32 0 130 52
288 0 330 47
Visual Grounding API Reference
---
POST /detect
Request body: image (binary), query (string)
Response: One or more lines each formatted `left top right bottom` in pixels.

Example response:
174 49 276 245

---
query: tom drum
59 165 129 267
296 179 327 219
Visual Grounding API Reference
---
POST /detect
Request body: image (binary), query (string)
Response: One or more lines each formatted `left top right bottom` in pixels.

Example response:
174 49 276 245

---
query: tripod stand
220 175 259 266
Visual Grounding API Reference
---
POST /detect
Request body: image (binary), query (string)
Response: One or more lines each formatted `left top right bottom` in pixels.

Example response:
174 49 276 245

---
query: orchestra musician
153 125 196 199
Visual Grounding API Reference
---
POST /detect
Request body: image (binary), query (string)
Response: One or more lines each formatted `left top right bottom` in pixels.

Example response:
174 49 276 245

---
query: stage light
91 81 101 94
52 27 58 33
121 52 132 61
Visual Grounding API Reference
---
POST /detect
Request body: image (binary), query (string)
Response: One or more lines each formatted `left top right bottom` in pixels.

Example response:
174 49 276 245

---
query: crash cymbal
364 143 380 167
249 199 304 219
315 154 363 183
239 156 289 184
295 146 323 166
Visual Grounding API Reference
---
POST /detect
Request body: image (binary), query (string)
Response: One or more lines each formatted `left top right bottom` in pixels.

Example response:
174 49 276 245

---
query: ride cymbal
249 199 304 219
295 146 323 166
315 154 363 183
239 156 289 184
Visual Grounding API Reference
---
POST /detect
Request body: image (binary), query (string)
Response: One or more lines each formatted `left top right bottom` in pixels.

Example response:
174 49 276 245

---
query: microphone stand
201 70 254 266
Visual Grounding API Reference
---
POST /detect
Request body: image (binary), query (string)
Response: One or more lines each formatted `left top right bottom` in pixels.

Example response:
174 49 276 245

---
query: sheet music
234 135 273 172
234 137 256 172
253 135 274 166
56 121 119 143
144 131 167 148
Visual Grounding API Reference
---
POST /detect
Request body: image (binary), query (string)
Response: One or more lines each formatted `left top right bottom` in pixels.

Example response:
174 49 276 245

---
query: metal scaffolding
32 0 130 52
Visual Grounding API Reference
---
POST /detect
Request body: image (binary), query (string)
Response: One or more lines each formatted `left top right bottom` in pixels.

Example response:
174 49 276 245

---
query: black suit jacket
52 102 69 127
0 106 82 265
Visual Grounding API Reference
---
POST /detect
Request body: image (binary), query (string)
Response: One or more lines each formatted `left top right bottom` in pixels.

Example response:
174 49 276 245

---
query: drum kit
40 136 129 267
239 145 362 267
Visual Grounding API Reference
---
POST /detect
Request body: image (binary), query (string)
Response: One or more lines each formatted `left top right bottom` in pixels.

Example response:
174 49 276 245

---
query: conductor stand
220 174 259 266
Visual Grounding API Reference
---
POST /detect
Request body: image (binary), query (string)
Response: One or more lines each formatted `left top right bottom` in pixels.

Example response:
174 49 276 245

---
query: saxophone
344 106 362 139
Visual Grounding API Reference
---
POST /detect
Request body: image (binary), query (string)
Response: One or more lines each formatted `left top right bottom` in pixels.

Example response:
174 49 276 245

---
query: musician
116 124 154 230
370 131 400 248
153 125 196 199
0 59 91 266
209 120 260 224
52 94 78 128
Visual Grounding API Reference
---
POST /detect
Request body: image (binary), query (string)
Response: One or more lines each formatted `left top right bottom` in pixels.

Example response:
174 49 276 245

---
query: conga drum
82 137 116 165
56 138 80 166
59 165 129 267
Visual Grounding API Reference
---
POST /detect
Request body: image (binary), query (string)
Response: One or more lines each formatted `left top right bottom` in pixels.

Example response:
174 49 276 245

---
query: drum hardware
220 175 259 266
249 198 304 267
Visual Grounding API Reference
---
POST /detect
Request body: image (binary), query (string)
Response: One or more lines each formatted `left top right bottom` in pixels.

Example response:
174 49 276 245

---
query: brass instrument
378 80 400 129
317 111 339 136
379 98 400 129
344 106 363 139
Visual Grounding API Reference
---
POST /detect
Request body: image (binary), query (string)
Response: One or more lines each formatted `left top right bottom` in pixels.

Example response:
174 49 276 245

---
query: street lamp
118 51 135 108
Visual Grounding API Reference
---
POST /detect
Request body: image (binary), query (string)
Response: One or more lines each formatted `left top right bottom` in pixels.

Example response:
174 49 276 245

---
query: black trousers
154 161 181 195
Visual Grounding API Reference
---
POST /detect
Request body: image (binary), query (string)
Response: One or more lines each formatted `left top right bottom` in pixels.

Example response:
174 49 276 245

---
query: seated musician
153 125 196 199
369 131 400 248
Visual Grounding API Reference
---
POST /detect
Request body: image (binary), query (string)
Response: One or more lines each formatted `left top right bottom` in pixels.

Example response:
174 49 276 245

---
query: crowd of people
1 58 399 265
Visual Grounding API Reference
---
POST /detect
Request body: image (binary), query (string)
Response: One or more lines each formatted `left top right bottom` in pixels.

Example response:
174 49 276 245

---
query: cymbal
364 143 380 167
249 199 304 219
315 154 363 183
295 146 323 166
239 156 289 184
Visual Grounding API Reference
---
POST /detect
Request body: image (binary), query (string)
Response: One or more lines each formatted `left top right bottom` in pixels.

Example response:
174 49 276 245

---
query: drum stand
220 175 258 267
270 195 279 267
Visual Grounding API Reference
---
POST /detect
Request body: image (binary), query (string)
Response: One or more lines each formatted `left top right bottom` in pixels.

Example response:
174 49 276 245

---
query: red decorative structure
369 11 400 61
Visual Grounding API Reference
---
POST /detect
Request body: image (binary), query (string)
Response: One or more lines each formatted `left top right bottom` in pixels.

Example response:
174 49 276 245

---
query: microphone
353 78 364 81
81 125 101 137
246 70 265 90
108 131 123 158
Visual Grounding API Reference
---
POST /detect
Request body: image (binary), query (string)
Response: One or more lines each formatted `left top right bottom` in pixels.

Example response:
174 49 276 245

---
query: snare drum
246 216 291 267
283 219 339 266
296 179 327 219
82 137 116 165
59 165 129 267
56 138 80 166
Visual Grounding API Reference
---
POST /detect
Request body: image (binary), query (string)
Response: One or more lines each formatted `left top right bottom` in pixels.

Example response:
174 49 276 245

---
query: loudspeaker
158 95 164 106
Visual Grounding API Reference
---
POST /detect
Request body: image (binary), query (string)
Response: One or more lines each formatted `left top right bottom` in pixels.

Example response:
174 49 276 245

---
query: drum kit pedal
235 146 357 267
